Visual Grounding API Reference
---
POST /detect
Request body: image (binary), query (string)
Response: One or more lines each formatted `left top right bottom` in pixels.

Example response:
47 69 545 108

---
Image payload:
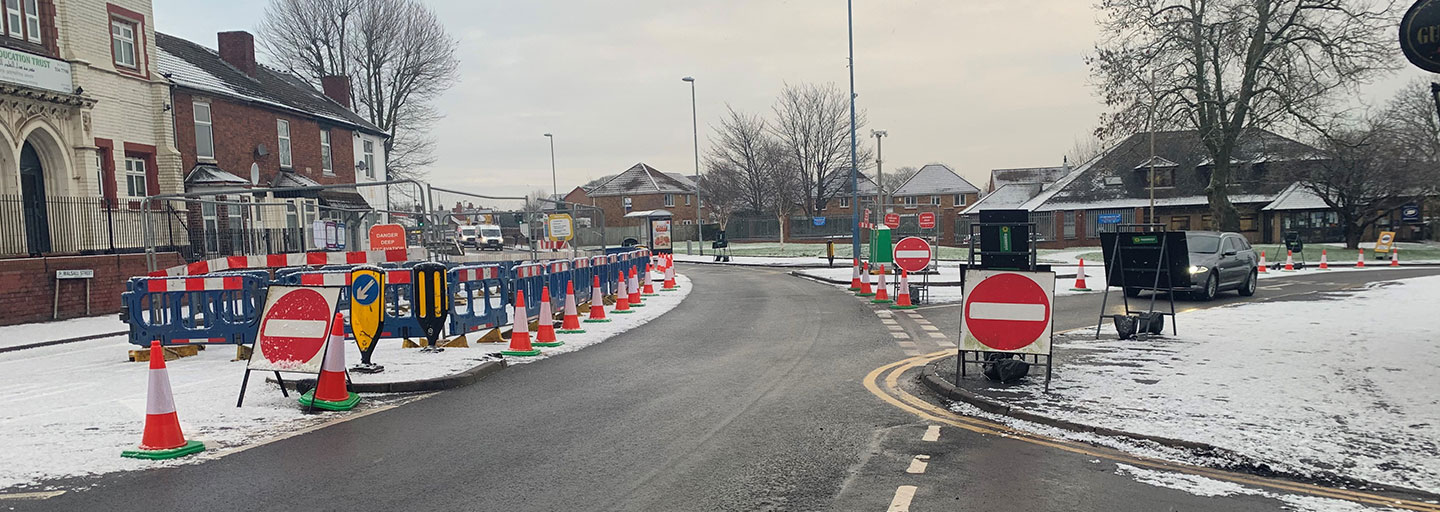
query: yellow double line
864 351 1440 512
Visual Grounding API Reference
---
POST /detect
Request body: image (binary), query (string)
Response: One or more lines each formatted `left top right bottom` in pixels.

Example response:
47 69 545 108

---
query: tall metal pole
684 76 703 256
544 133 557 202
871 130 886 210
847 0 860 261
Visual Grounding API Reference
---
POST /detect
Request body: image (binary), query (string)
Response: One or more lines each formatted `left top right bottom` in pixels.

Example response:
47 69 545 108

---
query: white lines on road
891 332 910 340
0 490 66 501
920 325 941 332
927 331 947 339
887 485 917 512
906 455 931 474
887 325 905 332
922 425 941 442
934 340 956 348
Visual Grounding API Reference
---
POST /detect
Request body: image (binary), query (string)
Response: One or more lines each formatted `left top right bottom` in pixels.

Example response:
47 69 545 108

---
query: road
13 265 1440 511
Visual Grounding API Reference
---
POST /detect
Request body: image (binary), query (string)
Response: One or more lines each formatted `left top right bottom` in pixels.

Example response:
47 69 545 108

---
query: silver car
1181 231 1259 300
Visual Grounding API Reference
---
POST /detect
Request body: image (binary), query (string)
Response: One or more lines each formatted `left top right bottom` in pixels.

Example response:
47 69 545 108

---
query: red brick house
577 163 704 228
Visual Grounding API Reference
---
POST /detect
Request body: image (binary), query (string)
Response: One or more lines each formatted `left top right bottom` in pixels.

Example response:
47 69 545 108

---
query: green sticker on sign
999 226 1012 252
1131 235 1158 244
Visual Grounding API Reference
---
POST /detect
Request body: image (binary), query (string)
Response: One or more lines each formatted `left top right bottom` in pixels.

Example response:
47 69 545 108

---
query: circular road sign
893 236 932 273
1401 0 1440 73
918 212 936 229
259 288 334 366
964 272 1051 351
884 213 901 229
351 272 380 307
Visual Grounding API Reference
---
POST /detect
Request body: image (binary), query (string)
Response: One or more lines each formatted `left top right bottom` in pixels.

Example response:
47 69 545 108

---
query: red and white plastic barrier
150 248 425 278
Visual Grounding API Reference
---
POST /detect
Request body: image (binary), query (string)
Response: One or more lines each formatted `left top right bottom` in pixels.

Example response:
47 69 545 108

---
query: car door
1218 236 1244 286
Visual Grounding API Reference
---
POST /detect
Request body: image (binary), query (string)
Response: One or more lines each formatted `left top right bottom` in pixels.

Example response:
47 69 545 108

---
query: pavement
8 265 1438 511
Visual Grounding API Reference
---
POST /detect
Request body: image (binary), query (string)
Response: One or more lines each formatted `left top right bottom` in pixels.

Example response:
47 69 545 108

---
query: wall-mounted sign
56 269 94 279
0 47 73 93
1401 0 1440 72
1097 213 1123 225
813 216 826 227
1401 204 1421 223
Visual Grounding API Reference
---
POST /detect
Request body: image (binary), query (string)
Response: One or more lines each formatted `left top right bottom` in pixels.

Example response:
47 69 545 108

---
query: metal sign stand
958 213 1053 391
1094 224 1178 339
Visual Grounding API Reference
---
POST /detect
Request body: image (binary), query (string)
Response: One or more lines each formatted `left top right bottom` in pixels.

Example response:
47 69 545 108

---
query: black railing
0 195 185 258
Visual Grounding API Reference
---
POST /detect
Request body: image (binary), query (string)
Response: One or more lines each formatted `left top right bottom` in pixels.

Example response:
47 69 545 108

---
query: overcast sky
154 0 1427 199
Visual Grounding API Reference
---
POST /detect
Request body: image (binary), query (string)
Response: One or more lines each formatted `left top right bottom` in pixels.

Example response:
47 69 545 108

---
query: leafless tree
258 0 459 180
1065 133 1105 167
881 165 918 195
706 106 785 212
770 82 872 217
1090 0 1398 230
697 165 742 230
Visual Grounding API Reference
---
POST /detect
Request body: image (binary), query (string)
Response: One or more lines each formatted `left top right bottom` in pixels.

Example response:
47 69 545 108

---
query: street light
544 133 557 204
682 76 702 256
847 0 860 261
871 130 887 211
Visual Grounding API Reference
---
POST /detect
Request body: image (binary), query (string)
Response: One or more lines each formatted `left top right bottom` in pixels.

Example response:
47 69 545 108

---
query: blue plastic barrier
448 264 508 335
544 260 571 311
120 271 270 347
511 262 545 315
571 256 594 301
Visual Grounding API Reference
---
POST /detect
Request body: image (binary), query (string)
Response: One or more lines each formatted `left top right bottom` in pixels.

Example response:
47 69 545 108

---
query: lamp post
682 76 702 256
544 133 557 204
847 0 860 261
871 130 886 210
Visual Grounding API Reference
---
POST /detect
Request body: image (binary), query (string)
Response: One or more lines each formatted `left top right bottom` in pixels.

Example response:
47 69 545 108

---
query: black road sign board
411 262 449 348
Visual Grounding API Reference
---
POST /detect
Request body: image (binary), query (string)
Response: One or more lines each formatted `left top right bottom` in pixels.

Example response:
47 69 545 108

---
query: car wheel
1238 268 1257 297
1200 272 1219 301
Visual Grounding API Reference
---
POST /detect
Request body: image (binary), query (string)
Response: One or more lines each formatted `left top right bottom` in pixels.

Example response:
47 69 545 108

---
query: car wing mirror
1223 250 1237 256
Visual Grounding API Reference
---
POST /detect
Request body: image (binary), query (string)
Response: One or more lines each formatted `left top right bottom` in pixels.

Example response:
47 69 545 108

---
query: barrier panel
512 262 545 317
275 268 420 340
121 271 270 347
571 257 594 303
545 260 571 311
149 248 425 277
448 264 508 335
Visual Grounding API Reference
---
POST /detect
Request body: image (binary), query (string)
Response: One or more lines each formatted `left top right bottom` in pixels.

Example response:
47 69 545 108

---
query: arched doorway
19 142 49 255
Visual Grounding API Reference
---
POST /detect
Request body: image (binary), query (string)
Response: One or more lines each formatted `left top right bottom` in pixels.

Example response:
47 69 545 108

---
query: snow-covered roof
665 172 696 189
1133 156 1178 169
960 183 1043 215
891 163 980 196
822 170 880 196
1033 194 1277 213
988 165 1069 191
588 163 693 197
185 164 250 186
1262 182 1332 211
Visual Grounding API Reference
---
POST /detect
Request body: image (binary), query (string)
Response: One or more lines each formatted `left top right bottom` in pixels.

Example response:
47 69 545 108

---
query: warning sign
960 270 1053 355
368 223 407 250
547 214 574 241
349 267 385 356
248 286 342 373
1374 231 1397 254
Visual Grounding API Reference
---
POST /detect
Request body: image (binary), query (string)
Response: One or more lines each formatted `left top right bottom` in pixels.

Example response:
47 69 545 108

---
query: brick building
885 164 981 245
576 163 703 228
156 30 388 258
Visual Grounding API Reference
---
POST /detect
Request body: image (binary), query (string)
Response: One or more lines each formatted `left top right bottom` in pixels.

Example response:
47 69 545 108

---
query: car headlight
1189 265 1209 274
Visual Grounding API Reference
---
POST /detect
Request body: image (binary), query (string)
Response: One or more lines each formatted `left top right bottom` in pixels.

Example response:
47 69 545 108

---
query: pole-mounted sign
349 266 385 373
412 262 449 352
1401 0 1440 73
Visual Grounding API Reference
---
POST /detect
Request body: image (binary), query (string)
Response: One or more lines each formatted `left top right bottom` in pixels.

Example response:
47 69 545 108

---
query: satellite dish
250 162 260 185
255 143 269 157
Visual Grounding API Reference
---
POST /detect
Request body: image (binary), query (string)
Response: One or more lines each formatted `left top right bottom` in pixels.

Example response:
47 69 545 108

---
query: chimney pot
217 31 256 76
320 75 352 109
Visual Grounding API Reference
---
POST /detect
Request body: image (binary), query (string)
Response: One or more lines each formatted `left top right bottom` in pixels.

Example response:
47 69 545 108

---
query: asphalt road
14 265 1438 511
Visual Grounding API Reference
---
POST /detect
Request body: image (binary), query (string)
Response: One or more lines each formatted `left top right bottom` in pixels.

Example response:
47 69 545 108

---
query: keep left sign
248 285 342 374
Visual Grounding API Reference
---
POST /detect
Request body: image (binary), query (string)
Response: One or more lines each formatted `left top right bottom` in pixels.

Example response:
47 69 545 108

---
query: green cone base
661 288 677 292
298 390 361 411
501 348 542 356
630 303 646 307
558 329 586 334
871 298 893 304
889 304 918 310
643 293 659 297
612 309 635 314
122 439 205 460
532 341 564 347
848 287 861 291
583 318 612 323
856 292 875 297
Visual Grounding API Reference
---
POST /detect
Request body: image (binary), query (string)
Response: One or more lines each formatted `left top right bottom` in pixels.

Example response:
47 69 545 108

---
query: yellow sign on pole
547 213 574 241
349 268 386 371
1375 231 1397 254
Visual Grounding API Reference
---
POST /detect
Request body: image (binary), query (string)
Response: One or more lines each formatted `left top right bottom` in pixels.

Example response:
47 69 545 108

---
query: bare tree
1065 133 1105 166
1090 0 1398 230
697 164 743 230
769 163 804 248
770 82 872 217
881 165 918 195
258 0 459 180
706 106 784 213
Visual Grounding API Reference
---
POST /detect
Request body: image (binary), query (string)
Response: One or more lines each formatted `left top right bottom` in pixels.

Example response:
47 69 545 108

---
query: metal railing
0 195 183 258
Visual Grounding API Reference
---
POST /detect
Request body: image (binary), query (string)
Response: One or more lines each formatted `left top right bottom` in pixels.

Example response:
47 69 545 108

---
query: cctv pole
847 0 860 261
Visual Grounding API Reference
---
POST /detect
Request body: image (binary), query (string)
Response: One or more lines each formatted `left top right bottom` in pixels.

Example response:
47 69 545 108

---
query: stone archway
18 141 48 255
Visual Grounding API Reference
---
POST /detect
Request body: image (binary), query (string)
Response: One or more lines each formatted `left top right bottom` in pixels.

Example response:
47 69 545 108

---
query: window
1146 167 1175 188
682 219 693 225
953 194 965 206
193 102 214 160
1221 237 1236 254
839 196 850 208
4 0 19 40
664 194 675 207
319 129 333 174
111 19 137 68
1063 211 1076 239
3 0 37 42
277 120 292 168
902 196 917 208
201 201 219 254
930 195 941 206
685 194 691 206
1168 215 1191 231
124 157 146 197
228 197 245 254
1201 214 1213 230
22 0 36 42
623 196 632 211
94 153 105 196
362 139 374 178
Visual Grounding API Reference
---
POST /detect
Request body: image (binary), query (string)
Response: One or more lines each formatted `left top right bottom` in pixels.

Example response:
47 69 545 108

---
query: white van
476 224 504 251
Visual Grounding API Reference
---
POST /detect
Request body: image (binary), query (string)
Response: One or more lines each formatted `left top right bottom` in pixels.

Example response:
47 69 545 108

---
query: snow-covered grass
0 273 691 491
1113 464 1406 511
673 242 1094 262
0 315 128 350
1252 241 1440 265
955 275 1440 494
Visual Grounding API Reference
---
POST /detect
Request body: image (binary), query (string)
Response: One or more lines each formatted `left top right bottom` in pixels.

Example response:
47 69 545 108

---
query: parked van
476 224 504 251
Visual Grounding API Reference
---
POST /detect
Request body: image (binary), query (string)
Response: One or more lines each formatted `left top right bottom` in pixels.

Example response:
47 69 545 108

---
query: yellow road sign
1375 231 1397 253
547 213 575 241
349 268 385 354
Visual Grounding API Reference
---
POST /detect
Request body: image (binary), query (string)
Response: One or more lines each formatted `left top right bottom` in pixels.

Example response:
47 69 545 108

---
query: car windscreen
1188 235 1220 253
481 228 501 238
459 227 477 235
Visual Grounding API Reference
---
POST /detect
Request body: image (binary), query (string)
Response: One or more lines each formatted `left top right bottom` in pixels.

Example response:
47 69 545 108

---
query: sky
153 0 1429 199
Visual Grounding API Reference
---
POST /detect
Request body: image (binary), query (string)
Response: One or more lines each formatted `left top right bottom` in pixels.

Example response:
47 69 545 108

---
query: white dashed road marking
921 325 940 332
891 332 910 340
927 332 947 339
922 425 941 442
888 485 917 512
906 455 931 474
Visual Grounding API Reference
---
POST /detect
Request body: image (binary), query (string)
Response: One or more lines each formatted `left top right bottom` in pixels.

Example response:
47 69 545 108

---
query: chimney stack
320 75 352 109
217 31 256 76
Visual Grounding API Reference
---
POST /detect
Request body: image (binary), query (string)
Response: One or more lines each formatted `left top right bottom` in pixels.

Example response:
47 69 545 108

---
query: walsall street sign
893 236 933 273
918 212 936 229
248 286 342 373
960 270 1054 355
1402 0 1440 73
884 213 901 229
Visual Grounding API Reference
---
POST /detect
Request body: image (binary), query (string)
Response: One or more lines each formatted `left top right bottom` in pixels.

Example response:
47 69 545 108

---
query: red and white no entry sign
248 286 342 373
918 212 936 229
884 213 900 229
893 236 932 273
960 270 1054 354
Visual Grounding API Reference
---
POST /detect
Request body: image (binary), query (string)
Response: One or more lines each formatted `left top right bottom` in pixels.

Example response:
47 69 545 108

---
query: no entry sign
893 236 932 273
918 212 936 229
248 286 342 373
884 213 901 229
960 270 1054 355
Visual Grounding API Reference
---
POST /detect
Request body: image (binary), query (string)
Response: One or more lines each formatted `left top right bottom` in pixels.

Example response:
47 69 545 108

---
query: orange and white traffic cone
849 258 863 291
299 312 361 411
613 271 633 313
662 257 677 290
1258 251 1269 273
642 264 657 295
1318 249 1330 270
857 262 874 297
872 264 892 304
1283 250 1295 271
1356 248 1366 268
121 341 206 459
1391 247 1401 267
502 289 541 356
533 285 563 347
627 267 644 307
559 280 585 333
584 275 610 323
1071 258 1092 291
890 270 916 310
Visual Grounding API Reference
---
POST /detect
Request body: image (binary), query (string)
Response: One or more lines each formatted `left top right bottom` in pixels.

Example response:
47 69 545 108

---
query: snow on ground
956 275 1440 494
793 262 1111 304
0 273 691 491
672 253 830 267
0 315 128 350
1113 464 1405 511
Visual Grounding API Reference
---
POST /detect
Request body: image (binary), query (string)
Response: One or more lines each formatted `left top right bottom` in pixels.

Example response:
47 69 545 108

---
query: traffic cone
1283 250 1295 271
642 264 657 295
613 271 633 313
1258 251 1269 273
1356 248 1365 268
1391 247 1401 267
121 341 205 459
1318 249 1330 270
890 270 916 310
584 275 610 323
533 286 563 347
298 312 361 411
857 262 875 297
627 267 643 307
1070 258 1092 291
559 280 585 333
502 289 541 356
872 264 892 304
849 259 863 291
662 257 677 290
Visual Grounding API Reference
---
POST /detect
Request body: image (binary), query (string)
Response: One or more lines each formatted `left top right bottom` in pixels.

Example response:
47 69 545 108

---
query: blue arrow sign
352 273 379 306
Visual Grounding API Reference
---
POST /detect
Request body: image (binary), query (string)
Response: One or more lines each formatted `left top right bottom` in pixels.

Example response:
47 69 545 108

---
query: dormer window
1134 156 1177 189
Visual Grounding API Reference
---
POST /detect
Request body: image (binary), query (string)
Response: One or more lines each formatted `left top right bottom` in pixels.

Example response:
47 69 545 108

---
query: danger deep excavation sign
960 270 1054 355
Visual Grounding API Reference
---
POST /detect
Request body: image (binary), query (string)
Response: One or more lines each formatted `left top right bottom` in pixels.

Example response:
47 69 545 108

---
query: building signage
1401 204 1421 223
0 48 72 94
1401 0 1440 73
1097 213 1123 225
813 216 826 227
56 269 94 279
651 219 672 250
